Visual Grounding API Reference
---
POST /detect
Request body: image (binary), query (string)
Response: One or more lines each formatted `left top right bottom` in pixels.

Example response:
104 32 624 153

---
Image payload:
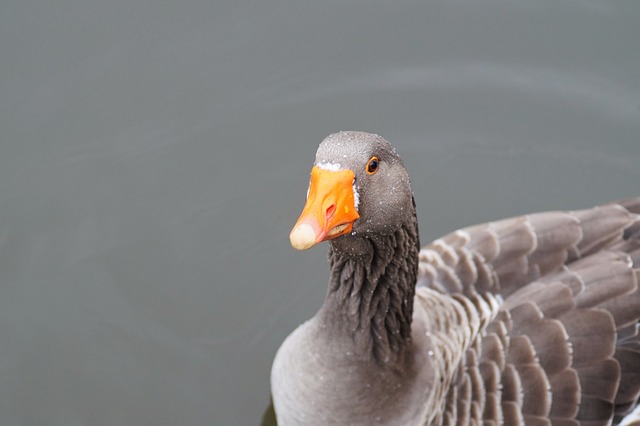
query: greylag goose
271 131 640 426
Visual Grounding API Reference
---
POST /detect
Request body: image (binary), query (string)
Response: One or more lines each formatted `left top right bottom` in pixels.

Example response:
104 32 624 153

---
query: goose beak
290 166 360 250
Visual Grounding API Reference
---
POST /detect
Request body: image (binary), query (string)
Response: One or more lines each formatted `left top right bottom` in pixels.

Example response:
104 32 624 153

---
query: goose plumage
271 131 640 426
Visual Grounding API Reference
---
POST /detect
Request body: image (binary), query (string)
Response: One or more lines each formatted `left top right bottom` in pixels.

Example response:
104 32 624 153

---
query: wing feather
424 199 640 425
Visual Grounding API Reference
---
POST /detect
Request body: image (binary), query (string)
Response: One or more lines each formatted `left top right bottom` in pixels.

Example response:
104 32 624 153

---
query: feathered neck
318 206 420 365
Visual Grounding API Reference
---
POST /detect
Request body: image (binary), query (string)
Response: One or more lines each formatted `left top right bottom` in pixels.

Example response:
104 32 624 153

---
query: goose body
271 132 640 425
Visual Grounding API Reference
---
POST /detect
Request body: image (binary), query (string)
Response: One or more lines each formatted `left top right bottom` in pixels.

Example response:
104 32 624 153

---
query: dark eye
366 156 379 175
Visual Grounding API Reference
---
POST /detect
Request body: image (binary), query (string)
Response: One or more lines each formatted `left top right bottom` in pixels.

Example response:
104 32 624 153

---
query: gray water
1 1 639 425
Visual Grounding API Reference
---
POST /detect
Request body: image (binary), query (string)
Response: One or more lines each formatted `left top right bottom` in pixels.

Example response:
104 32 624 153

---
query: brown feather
614 345 640 408
576 395 614 424
549 369 581 418
561 308 616 366
501 400 524 425
519 364 551 417
573 205 634 256
501 364 523 405
505 281 575 318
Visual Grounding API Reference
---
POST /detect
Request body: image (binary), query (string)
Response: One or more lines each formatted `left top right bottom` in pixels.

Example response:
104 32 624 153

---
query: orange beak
290 166 360 250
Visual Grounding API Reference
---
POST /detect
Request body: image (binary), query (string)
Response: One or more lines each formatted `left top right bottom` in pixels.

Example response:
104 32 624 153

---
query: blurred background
1 1 639 425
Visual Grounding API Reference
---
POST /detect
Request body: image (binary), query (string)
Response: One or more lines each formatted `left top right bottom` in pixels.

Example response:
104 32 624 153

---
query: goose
271 131 640 426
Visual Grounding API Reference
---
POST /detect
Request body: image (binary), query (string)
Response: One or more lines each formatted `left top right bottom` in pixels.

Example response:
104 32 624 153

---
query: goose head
290 131 414 254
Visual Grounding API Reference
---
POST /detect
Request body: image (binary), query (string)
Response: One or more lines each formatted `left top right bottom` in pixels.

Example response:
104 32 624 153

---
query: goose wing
418 198 640 425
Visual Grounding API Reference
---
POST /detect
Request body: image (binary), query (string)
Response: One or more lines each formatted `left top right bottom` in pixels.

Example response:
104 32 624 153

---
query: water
1 1 639 425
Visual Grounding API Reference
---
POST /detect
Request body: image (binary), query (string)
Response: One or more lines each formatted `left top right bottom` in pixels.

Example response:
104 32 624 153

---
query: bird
271 131 640 426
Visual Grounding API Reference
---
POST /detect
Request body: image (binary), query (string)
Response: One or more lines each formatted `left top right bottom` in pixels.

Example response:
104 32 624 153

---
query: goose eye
366 157 379 175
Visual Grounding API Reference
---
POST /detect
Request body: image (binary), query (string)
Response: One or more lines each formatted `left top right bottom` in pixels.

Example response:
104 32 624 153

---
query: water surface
1 1 639 424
